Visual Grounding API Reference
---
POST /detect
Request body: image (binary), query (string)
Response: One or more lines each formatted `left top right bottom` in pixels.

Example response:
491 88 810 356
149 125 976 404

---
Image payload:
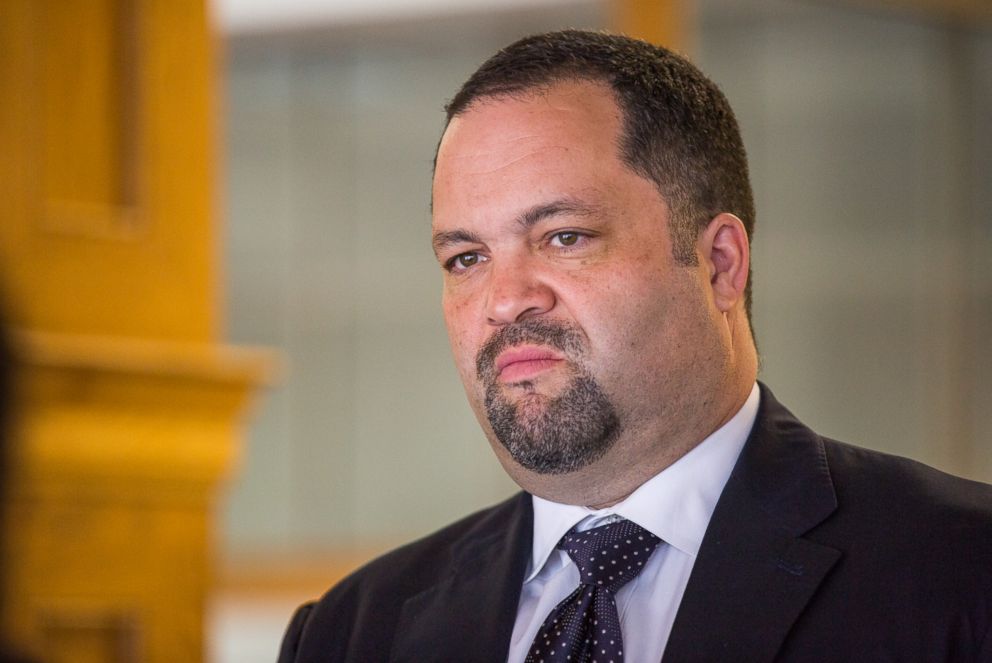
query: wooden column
0 1 273 661
609 0 695 53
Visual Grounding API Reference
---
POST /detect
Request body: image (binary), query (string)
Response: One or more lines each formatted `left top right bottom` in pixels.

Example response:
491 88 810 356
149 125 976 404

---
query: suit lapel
389 492 533 663
663 385 842 663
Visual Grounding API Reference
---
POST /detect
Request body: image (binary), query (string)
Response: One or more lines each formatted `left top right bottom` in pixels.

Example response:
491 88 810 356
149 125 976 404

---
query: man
279 30 992 662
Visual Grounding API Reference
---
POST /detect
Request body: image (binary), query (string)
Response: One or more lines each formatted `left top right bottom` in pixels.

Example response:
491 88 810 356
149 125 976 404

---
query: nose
485 257 555 326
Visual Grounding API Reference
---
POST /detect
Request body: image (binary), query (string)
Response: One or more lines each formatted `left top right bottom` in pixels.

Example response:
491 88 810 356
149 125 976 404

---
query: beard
475 319 621 475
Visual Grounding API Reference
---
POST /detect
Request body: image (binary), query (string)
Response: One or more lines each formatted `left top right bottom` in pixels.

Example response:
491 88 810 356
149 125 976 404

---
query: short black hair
443 29 755 320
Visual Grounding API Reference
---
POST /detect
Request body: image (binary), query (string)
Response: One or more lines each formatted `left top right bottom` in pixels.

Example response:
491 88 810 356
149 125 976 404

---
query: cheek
577 260 670 315
443 298 481 370
572 266 681 362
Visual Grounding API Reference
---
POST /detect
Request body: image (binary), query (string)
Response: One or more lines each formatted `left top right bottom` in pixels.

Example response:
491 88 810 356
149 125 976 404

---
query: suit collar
389 492 532 663
663 383 841 662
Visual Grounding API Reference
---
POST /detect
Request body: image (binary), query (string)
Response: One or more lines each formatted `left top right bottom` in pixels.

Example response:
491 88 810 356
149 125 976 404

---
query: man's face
431 80 726 490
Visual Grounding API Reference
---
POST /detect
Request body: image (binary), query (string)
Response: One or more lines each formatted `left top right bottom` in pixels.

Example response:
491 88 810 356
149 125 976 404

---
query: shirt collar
524 382 760 582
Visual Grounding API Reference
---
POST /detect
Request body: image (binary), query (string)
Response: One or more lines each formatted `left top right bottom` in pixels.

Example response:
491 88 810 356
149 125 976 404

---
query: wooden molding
1 331 278 661
6 330 279 494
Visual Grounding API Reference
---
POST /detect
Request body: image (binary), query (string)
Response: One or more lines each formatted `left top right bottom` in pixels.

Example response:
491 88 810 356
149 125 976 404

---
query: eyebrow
432 229 482 256
517 198 599 230
431 197 600 257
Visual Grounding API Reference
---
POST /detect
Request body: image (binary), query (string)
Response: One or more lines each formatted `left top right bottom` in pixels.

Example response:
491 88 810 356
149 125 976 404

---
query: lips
495 346 564 382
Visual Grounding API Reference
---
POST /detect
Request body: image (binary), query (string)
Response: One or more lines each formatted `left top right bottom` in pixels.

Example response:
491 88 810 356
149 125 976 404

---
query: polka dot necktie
525 519 661 663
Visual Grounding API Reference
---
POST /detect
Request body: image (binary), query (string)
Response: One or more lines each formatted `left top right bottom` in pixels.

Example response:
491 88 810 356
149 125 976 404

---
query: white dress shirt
506 383 760 663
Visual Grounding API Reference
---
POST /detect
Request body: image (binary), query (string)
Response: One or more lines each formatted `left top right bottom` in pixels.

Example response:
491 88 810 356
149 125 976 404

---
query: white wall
698 2 992 479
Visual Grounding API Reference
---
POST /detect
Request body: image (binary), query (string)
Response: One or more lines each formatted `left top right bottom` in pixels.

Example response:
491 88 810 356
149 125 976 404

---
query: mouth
495 346 565 383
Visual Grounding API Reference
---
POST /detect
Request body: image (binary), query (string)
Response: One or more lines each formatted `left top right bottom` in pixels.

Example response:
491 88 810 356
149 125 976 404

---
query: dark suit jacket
279 385 992 662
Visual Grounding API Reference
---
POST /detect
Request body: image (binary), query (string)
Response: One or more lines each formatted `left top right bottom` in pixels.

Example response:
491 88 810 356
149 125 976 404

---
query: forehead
432 81 625 217
435 81 623 180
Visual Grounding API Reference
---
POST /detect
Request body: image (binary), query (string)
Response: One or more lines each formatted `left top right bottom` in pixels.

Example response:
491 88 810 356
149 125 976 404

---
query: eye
549 231 584 248
445 251 487 273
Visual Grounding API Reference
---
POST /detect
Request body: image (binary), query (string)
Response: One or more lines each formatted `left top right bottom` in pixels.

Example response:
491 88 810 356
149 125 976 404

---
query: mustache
475 318 586 383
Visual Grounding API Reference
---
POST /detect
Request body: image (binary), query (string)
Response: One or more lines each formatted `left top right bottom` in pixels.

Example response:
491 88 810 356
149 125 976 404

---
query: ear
699 213 749 313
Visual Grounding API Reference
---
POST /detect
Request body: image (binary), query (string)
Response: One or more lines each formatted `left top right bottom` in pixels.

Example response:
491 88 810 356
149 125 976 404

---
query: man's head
431 31 758 507
443 29 755 318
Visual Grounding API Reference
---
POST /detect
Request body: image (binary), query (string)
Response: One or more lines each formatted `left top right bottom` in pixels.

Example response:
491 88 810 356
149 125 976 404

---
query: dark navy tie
525 519 661 663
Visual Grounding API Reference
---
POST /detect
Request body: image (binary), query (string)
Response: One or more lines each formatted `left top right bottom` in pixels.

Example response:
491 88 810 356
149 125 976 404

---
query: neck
505 376 757 508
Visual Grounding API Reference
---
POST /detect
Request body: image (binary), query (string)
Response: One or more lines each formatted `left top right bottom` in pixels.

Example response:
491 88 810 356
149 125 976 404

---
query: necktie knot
559 519 661 594
526 518 661 663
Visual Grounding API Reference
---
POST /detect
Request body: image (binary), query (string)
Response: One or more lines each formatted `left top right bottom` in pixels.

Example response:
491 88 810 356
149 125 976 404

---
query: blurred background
0 0 989 661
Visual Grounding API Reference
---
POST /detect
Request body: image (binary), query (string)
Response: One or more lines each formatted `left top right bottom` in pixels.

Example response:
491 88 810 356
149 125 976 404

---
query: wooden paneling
609 0 695 53
40 0 140 227
2 332 273 662
0 0 218 340
0 1 275 661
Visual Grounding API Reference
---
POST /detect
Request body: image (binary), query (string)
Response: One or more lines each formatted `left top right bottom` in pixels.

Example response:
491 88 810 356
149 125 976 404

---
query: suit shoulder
280 492 530 662
822 437 992 522
817 437 992 579
330 491 529 598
